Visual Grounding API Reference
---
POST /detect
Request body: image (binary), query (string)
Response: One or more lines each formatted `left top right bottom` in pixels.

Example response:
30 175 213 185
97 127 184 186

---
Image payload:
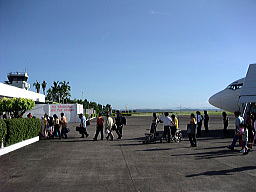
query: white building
0 82 45 102
24 104 83 123
0 72 45 102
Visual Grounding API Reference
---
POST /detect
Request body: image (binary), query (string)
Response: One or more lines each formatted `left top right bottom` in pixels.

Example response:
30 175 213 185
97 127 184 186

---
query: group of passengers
42 113 68 139
77 110 126 141
150 112 179 143
227 111 256 155
150 111 209 147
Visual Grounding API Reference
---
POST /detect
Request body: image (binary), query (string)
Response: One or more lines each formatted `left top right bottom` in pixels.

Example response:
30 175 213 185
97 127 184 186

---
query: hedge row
0 120 7 144
0 118 41 147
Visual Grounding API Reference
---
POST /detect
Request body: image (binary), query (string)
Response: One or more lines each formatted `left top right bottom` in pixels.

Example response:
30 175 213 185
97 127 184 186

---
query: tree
33 81 41 93
60 81 71 103
0 98 35 118
105 104 112 113
41 81 47 95
46 81 71 103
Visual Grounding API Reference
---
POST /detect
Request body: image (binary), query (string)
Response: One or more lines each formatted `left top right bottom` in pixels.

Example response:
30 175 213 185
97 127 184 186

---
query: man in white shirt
227 111 244 150
105 113 114 141
78 113 89 138
159 112 172 143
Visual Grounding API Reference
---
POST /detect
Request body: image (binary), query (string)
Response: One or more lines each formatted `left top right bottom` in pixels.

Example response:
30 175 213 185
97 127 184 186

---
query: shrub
0 97 35 118
0 119 7 145
4 118 41 146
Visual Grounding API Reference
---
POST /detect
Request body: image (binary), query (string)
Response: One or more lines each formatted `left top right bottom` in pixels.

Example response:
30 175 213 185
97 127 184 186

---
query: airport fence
4 118 41 146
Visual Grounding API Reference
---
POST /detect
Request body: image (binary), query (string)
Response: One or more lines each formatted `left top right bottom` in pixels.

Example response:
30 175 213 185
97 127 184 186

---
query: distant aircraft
209 64 256 113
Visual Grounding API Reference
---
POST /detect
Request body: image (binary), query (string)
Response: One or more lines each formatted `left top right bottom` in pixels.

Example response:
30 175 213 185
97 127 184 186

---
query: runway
1 115 256 192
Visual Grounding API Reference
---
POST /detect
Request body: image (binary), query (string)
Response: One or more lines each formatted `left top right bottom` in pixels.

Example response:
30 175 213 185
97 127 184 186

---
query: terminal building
0 72 45 102
0 72 83 122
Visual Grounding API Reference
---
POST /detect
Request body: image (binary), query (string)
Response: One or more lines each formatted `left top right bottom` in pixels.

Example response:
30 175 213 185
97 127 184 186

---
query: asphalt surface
1 115 256 192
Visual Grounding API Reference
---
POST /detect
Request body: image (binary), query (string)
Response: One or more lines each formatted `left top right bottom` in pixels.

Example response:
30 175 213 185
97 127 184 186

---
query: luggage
76 126 82 132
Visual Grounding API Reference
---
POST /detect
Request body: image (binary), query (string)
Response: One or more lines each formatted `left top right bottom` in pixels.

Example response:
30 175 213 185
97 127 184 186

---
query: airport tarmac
1 115 256 192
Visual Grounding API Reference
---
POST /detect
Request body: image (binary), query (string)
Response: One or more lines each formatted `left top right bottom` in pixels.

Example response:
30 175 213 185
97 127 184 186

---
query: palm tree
52 81 61 103
41 81 47 95
33 81 40 93
60 81 71 103
46 88 53 101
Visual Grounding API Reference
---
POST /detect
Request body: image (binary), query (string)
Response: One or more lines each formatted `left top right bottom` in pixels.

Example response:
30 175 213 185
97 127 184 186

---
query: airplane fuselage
208 78 244 112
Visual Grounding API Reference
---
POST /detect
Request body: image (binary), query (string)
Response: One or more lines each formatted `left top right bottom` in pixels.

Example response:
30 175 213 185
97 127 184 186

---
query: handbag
76 126 82 132
86 120 90 126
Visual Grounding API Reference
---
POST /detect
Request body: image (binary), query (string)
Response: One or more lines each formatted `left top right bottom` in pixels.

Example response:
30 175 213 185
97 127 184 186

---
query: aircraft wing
239 64 256 103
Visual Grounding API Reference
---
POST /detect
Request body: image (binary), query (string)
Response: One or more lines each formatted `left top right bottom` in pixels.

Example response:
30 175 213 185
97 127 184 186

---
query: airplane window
228 83 243 90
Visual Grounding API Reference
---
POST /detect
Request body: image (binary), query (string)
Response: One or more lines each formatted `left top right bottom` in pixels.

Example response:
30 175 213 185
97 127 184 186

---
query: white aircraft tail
239 64 256 104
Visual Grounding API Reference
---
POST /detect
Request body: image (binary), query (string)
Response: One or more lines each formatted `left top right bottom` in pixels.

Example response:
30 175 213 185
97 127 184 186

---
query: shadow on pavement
50 139 94 143
186 166 256 177
171 149 241 160
137 147 173 152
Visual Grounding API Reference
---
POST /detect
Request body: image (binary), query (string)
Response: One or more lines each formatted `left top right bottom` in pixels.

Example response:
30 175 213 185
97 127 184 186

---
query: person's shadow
186 166 256 177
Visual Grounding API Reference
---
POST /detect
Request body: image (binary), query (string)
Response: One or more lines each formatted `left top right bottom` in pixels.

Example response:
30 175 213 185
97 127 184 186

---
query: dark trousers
223 123 228 137
204 121 209 132
197 122 202 137
150 123 157 134
94 125 103 140
116 125 123 138
231 134 240 148
163 126 171 143
61 127 67 139
188 133 197 146
170 126 177 138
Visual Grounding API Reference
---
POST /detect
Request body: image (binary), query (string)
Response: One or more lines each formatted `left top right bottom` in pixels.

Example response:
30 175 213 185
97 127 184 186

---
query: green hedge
4 118 41 146
0 119 7 144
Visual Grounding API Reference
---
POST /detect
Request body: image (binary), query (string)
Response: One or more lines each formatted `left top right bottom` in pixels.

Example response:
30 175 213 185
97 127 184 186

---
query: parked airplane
209 64 256 113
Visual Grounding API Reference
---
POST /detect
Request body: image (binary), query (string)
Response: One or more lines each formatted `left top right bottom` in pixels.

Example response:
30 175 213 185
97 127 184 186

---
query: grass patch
131 111 233 117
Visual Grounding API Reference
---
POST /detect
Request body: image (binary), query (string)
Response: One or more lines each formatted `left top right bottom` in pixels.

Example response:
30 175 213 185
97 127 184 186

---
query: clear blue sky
1 0 256 109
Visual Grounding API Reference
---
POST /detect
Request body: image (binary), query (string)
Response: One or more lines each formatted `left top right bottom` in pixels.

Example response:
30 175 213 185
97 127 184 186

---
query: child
240 124 249 155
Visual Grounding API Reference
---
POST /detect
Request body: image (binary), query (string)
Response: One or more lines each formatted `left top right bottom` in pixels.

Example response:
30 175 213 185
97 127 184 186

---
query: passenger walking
60 113 68 139
48 116 54 138
240 123 249 155
222 112 229 137
159 112 172 143
203 110 209 133
93 113 104 141
187 113 197 147
78 113 89 138
43 113 49 137
150 113 159 135
196 111 203 137
170 114 178 140
105 113 114 141
227 111 244 150
53 114 61 139
244 112 253 149
115 110 126 139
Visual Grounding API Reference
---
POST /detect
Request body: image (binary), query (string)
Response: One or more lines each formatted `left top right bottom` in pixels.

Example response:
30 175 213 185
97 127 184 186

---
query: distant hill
132 108 221 113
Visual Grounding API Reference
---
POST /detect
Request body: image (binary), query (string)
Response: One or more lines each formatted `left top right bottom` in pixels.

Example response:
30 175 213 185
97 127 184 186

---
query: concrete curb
0 136 39 156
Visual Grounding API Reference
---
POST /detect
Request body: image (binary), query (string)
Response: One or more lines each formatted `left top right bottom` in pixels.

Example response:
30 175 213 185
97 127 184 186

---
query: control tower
4 72 30 90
